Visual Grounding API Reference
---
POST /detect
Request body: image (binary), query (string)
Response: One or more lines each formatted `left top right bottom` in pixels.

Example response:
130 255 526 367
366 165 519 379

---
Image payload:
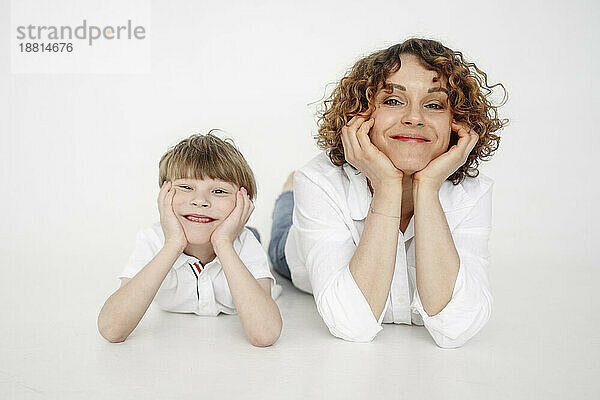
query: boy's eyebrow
388 83 449 95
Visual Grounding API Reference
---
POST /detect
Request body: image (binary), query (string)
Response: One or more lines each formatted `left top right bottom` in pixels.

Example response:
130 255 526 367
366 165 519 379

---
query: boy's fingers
245 201 254 225
158 181 167 203
243 194 253 220
230 190 244 219
159 181 172 204
161 185 177 217
241 188 251 217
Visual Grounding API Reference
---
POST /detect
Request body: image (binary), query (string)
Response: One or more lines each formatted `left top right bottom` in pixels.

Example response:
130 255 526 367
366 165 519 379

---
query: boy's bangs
168 155 235 184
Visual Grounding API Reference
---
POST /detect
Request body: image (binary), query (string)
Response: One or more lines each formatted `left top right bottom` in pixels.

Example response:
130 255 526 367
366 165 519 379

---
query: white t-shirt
285 152 493 347
120 223 279 316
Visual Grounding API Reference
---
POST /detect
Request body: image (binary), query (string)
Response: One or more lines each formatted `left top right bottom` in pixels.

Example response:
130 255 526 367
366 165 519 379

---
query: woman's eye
383 98 404 106
425 103 444 110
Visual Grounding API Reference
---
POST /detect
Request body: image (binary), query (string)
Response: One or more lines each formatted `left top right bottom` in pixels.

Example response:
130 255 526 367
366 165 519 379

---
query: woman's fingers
355 118 375 152
342 116 368 163
451 121 479 161
346 115 358 128
340 126 354 161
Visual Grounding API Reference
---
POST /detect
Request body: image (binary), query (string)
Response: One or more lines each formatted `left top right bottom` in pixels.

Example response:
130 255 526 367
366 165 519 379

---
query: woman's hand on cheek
341 116 404 191
413 120 479 190
210 187 254 248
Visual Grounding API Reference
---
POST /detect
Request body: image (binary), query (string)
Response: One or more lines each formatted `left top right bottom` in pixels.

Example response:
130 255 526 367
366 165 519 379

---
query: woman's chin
390 159 428 176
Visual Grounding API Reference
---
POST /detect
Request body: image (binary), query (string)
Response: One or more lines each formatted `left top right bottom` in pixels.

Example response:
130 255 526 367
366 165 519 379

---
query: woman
268 38 507 348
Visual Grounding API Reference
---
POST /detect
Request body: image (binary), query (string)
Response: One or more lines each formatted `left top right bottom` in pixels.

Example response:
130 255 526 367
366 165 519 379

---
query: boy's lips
183 214 217 223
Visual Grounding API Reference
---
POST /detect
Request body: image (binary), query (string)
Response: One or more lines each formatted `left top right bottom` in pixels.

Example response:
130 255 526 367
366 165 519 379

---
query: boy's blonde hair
158 132 257 200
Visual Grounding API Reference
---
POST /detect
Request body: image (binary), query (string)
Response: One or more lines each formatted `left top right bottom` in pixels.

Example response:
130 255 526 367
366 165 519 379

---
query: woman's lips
392 137 429 143
183 215 216 223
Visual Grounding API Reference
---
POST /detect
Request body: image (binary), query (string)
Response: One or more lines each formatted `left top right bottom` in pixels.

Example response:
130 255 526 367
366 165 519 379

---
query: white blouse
285 152 494 348
119 224 278 316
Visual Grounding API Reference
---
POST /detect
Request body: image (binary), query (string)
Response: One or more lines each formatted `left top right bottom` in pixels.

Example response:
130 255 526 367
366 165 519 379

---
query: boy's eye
383 98 404 106
178 185 192 190
425 103 444 110
213 189 227 194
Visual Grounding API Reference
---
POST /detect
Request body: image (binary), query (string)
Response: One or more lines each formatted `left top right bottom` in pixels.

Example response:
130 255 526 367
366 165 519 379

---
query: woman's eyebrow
389 83 448 94
390 83 407 91
428 87 449 94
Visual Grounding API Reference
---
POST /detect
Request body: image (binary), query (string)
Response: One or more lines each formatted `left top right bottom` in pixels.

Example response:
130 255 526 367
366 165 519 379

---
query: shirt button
396 297 404 304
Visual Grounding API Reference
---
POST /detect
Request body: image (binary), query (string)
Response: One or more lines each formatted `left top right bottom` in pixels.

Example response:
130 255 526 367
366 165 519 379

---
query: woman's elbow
249 322 282 347
430 298 492 349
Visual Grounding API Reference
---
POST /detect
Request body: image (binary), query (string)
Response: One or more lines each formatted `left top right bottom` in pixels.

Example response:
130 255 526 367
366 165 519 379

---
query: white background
1 0 599 399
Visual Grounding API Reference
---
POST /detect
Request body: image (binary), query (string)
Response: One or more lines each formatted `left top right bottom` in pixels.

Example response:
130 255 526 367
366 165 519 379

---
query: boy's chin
182 231 214 246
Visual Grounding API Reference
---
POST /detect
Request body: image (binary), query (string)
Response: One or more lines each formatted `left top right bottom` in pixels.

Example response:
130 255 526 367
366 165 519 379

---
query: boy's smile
182 214 217 224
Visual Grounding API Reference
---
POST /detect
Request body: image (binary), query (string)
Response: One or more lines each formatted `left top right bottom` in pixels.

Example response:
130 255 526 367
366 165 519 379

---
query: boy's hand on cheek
211 187 254 249
158 181 188 253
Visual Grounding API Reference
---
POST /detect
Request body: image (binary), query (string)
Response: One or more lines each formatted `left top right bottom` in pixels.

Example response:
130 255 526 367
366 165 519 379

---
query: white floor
1 248 598 400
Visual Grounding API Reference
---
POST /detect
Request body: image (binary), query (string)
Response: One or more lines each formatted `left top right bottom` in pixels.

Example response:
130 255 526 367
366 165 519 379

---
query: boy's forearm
97 243 182 342
214 242 282 347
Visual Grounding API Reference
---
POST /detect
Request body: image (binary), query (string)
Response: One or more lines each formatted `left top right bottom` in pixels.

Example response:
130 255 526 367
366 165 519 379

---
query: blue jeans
268 190 294 280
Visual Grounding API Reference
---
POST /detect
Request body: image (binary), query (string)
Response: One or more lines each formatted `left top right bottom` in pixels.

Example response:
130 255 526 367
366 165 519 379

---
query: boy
97 133 282 347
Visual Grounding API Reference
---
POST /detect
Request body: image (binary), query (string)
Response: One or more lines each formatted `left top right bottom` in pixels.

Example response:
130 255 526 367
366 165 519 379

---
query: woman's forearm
413 182 460 316
97 244 181 342
214 242 282 347
349 185 402 319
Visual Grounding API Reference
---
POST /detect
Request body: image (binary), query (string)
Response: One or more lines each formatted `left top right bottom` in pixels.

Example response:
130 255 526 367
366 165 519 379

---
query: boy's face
170 177 239 245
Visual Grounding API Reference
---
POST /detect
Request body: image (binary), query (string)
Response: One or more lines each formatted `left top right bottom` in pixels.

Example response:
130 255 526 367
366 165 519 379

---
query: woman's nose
401 104 424 127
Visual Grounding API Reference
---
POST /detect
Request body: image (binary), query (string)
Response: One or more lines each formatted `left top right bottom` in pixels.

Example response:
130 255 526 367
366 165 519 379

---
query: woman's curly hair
316 38 508 185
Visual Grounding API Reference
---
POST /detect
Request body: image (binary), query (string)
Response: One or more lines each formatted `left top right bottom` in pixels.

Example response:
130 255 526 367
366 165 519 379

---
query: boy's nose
191 199 210 207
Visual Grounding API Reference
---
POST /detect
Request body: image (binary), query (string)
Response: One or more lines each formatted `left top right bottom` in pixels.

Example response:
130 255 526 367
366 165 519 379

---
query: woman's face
369 53 453 175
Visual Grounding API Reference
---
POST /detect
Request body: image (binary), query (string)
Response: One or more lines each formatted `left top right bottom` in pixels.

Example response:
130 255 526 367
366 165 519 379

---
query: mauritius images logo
16 19 146 46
